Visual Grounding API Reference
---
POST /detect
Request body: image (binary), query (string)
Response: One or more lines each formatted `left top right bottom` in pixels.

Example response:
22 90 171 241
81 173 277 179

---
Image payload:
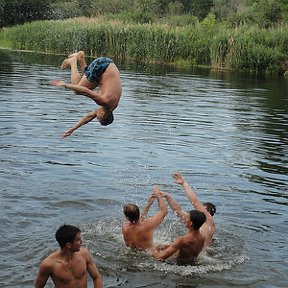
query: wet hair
55 224 81 248
203 202 216 217
189 210 206 230
99 111 114 126
123 204 140 223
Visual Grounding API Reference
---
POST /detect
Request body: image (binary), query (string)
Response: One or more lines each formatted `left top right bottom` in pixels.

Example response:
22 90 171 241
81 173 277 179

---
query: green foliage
200 12 217 29
190 0 213 20
252 0 283 28
224 26 287 73
0 0 287 75
50 1 81 19
168 1 184 15
0 0 52 27
158 14 198 27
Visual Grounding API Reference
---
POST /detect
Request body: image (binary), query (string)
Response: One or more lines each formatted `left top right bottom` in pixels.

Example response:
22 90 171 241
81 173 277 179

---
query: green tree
252 0 283 28
191 0 213 20
1 0 53 27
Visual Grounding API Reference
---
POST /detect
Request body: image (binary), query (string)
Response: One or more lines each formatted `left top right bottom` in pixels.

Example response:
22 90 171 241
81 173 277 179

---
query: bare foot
68 51 85 59
68 51 86 71
60 57 76 70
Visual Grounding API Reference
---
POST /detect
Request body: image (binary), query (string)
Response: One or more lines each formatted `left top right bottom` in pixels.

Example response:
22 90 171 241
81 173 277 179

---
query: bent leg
60 57 82 85
68 51 87 76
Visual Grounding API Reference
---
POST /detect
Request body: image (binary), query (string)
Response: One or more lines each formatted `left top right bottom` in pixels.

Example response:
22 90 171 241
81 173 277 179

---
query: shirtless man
152 209 206 264
35 224 102 288
52 51 122 137
122 186 168 251
162 172 216 249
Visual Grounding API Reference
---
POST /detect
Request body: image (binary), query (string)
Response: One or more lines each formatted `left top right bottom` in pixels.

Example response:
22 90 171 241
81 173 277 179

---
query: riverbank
0 17 287 75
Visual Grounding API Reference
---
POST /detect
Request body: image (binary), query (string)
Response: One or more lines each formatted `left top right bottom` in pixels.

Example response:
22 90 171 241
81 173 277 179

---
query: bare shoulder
39 251 59 270
79 247 93 260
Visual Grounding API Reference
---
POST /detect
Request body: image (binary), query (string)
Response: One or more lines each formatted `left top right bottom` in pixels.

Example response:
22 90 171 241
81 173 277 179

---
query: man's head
96 107 114 126
187 210 206 230
55 224 81 249
123 204 140 223
203 202 216 217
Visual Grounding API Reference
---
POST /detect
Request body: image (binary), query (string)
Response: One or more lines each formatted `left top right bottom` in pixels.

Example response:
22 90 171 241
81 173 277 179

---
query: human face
70 232 82 252
184 214 192 228
96 107 106 123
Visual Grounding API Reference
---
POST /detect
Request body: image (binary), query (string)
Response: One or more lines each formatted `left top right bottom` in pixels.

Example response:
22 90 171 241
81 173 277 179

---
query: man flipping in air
52 51 122 137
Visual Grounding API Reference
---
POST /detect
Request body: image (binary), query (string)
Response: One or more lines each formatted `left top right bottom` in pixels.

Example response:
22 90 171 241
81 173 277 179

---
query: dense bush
0 17 287 74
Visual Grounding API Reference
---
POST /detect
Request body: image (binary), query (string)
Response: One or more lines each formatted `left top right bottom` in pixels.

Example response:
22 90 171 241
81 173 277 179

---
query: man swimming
52 51 122 137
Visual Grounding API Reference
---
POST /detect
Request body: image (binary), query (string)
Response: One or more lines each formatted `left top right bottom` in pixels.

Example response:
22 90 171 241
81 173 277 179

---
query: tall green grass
0 17 287 74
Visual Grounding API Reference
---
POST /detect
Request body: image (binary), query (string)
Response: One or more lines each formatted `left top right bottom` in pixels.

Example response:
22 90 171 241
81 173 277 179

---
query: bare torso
44 249 88 288
97 63 122 111
200 214 216 248
122 221 154 250
175 232 205 264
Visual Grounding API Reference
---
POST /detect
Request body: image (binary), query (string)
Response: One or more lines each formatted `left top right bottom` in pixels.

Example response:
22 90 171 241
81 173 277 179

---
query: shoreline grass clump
0 17 287 75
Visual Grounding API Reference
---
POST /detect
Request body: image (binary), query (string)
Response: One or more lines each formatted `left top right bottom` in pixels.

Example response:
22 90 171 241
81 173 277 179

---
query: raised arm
160 191 187 220
51 80 109 107
140 194 155 221
62 110 97 138
142 186 167 230
172 172 206 212
173 172 215 228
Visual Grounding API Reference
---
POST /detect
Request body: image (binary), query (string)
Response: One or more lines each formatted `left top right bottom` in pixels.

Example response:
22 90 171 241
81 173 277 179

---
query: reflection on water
0 50 287 288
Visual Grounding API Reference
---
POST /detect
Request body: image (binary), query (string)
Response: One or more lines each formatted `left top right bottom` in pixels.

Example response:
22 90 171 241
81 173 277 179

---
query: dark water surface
0 50 287 288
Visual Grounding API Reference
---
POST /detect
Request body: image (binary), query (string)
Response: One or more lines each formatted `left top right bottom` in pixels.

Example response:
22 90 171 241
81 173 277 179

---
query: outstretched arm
153 186 168 217
62 110 97 138
140 194 155 221
160 191 187 220
152 238 182 261
172 172 206 212
51 80 109 107
142 186 167 230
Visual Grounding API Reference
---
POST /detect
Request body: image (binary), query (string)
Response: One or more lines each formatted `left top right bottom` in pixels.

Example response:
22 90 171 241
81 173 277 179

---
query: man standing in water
122 186 168 251
166 172 216 248
152 208 206 264
35 224 103 288
164 172 216 249
52 51 122 137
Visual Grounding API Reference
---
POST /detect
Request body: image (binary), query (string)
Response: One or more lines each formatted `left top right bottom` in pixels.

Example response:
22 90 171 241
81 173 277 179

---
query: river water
0 49 287 288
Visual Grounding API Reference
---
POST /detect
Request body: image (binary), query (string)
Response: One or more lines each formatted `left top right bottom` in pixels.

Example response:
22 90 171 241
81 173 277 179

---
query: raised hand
172 172 185 185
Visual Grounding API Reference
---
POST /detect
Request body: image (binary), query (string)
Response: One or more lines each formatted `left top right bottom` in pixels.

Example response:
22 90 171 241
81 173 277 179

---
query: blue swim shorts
84 57 113 83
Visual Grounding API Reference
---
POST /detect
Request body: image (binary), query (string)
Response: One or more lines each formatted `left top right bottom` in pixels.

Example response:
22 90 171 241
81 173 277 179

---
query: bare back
122 221 154 250
200 214 216 248
98 63 122 111
176 232 205 264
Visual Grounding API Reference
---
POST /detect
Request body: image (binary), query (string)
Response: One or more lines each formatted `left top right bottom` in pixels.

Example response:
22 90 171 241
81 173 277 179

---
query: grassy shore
0 17 287 75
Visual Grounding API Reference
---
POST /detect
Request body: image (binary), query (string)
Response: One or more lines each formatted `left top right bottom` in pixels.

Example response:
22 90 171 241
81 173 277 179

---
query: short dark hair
99 111 114 126
123 204 140 223
203 202 216 217
189 210 206 230
55 225 81 248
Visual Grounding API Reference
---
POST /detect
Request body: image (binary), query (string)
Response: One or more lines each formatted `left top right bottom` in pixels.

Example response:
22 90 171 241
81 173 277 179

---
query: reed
0 18 287 74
